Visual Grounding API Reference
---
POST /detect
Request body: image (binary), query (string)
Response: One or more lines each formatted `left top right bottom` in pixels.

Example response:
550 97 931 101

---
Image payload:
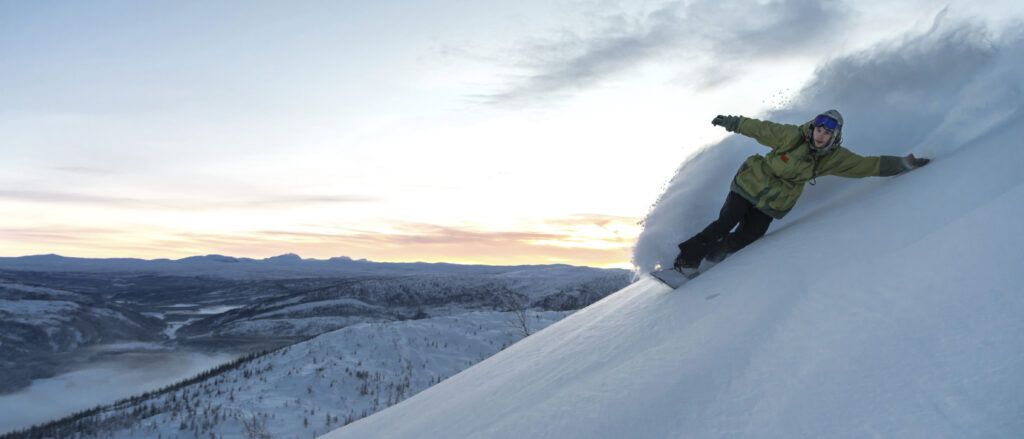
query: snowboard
649 267 697 289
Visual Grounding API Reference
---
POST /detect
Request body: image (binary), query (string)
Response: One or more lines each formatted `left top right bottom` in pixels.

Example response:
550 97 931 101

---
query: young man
673 110 931 277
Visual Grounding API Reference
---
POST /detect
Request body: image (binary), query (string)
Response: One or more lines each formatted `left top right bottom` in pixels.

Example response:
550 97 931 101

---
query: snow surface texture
322 19 1024 439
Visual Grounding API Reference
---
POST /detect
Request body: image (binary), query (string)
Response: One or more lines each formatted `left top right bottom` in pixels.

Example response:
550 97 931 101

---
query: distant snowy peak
265 253 302 263
177 254 244 263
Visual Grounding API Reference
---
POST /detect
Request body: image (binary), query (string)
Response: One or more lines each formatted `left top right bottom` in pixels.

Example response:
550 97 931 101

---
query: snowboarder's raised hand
901 154 931 170
711 115 741 132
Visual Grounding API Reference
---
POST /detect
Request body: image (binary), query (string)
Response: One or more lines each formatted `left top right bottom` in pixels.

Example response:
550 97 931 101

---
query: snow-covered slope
322 19 1024 439
3 311 570 438
0 280 165 393
0 267 627 436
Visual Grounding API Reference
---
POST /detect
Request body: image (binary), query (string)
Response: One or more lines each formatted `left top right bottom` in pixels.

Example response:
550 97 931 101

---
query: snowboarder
673 110 930 277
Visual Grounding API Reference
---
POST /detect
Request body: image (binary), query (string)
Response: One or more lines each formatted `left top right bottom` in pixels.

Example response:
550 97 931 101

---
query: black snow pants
676 190 773 267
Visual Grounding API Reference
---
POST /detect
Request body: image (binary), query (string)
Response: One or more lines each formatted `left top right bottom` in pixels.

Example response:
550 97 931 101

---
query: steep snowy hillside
175 269 628 341
322 20 1024 439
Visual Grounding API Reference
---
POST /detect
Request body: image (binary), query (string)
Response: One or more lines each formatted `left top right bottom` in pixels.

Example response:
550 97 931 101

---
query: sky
2 0 1021 268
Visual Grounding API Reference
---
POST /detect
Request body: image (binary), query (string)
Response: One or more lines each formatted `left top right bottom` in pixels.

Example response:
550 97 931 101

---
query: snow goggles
812 115 839 131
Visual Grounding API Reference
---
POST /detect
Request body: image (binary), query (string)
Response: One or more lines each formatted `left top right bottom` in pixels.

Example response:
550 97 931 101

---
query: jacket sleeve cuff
878 155 907 176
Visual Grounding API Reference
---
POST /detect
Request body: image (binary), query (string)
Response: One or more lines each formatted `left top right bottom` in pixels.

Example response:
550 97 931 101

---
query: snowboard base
649 267 697 289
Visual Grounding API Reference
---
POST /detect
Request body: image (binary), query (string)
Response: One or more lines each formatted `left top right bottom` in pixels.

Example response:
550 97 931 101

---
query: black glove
711 115 741 132
902 154 931 170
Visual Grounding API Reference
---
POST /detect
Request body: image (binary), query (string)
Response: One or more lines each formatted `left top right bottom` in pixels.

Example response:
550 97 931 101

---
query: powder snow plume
632 14 1024 272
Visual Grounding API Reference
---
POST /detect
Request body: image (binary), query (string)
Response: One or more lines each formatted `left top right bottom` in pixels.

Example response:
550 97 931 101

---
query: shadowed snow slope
322 21 1024 439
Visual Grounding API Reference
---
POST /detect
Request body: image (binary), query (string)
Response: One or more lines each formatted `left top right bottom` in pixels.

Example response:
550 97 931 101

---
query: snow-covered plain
322 18 1024 439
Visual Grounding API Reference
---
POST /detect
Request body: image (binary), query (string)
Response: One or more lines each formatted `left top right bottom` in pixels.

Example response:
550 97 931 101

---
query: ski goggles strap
812 115 839 130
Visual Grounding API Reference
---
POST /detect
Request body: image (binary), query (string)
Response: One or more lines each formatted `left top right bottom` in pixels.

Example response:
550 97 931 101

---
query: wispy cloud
250 217 638 250
241 218 639 266
0 190 377 210
53 166 118 176
482 4 686 104
0 190 147 207
481 0 848 105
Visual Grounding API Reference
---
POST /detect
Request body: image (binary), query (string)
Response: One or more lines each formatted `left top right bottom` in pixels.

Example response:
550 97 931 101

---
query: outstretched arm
829 150 931 178
711 115 804 150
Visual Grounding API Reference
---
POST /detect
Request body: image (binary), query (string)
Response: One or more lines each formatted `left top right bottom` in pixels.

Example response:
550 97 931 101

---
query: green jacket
731 116 907 219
